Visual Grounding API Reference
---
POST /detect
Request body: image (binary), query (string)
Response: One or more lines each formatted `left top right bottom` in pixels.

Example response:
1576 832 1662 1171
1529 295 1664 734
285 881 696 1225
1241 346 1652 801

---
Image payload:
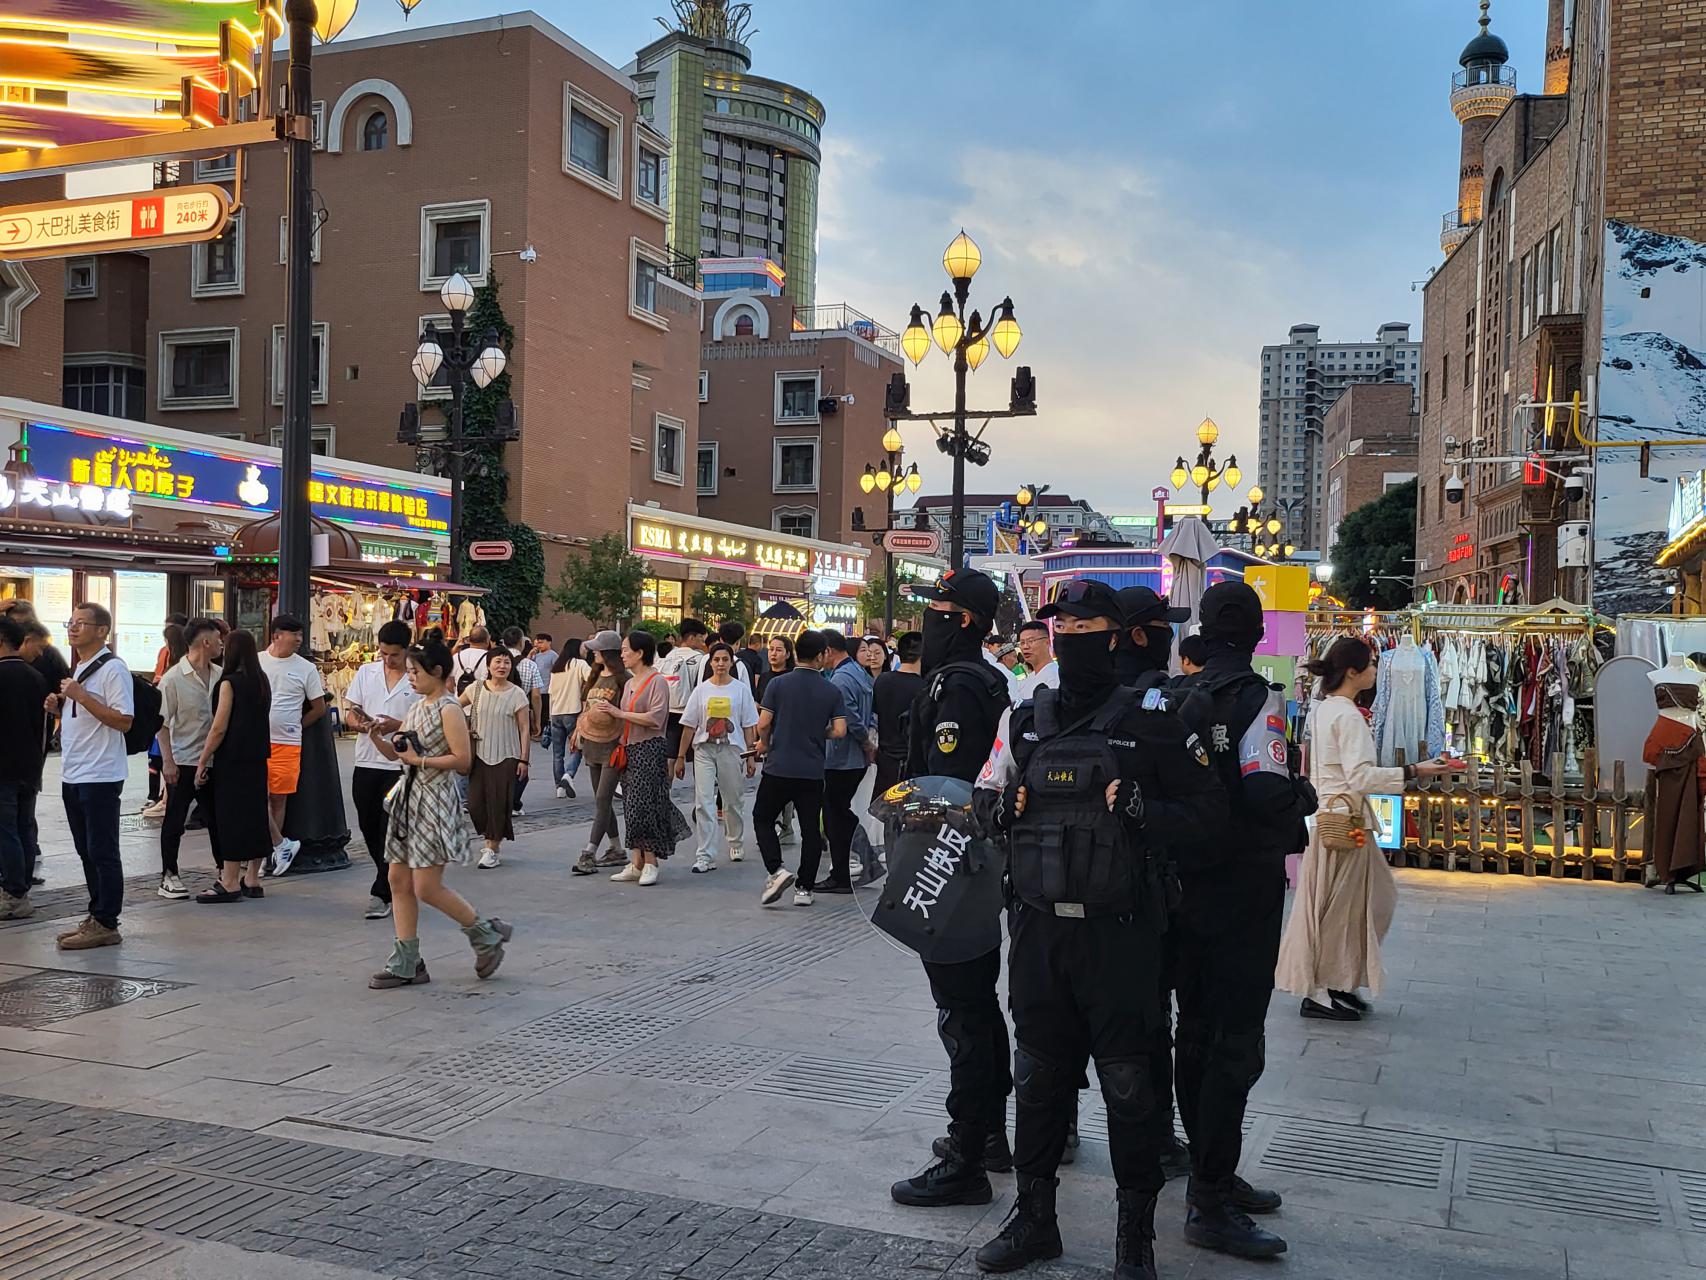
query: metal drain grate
750 1054 930 1110
1258 1118 1448 1190
1459 1146 1663 1224
588 974 749 1020
1677 1170 1706 1231
0 970 189 1029
54 1167 307 1241
0 1212 181 1280
507 1005 682 1051
171 1132 378 1192
430 1040 610 1089
293 1077 524 1141
598 1040 787 1086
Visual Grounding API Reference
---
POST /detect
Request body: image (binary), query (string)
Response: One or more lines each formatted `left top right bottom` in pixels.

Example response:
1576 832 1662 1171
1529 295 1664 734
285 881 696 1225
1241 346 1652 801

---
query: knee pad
937 1007 985 1068
1013 1043 1075 1110
1096 1058 1155 1126
1209 1030 1266 1091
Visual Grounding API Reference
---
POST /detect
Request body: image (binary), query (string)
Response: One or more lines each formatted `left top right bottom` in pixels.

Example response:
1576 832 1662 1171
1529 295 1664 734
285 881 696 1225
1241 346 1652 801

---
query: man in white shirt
344 620 418 920
452 627 493 688
1016 619 1058 694
657 617 709 761
48 601 134 950
156 617 224 901
257 614 325 875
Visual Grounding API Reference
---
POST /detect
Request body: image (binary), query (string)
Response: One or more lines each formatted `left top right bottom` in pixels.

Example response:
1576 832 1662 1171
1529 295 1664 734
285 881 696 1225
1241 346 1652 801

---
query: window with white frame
636 139 666 212
773 506 816 538
159 328 239 410
65 258 96 299
654 414 685 484
195 151 236 180
698 370 709 402
271 322 330 405
311 100 326 149
415 314 453 399
696 442 718 495
267 424 335 455
191 211 244 297
564 85 622 197
773 437 818 492
0 261 39 346
629 238 668 328
419 199 489 290
774 371 820 423
277 214 322 264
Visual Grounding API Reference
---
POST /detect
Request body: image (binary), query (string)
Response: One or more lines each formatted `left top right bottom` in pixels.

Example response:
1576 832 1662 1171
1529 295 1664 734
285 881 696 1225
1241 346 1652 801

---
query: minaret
1442 1 1516 254
1544 0 1572 95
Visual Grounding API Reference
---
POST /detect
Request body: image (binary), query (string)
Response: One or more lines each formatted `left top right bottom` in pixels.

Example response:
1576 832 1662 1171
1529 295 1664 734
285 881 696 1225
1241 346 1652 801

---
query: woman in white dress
1276 637 1453 1021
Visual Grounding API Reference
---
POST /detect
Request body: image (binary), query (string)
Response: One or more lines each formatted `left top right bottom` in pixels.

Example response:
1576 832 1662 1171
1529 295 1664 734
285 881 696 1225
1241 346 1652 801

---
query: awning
312 571 487 595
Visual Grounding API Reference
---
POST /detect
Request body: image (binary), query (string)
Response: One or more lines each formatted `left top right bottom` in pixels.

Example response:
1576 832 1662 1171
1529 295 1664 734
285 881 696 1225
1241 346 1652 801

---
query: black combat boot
891 1131 992 1208
931 1127 1014 1173
1114 1188 1160 1280
1184 1188 1288 1259
975 1174 1063 1273
1159 1132 1192 1180
1228 1173 1282 1214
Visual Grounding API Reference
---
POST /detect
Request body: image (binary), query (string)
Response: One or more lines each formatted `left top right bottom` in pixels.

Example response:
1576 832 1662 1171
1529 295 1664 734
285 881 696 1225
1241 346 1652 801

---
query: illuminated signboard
0 471 132 520
630 513 824 577
0 185 229 261
1446 532 1475 564
811 549 867 586
1668 469 1706 544
23 422 449 536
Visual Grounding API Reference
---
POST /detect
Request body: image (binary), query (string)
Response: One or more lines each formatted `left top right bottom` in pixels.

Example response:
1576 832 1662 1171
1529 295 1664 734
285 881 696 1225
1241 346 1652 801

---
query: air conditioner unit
1557 520 1590 568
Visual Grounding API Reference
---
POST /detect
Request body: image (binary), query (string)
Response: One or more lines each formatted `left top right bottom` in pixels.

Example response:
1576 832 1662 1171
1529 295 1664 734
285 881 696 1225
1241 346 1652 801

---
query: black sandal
241 884 265 899
196 886 243 904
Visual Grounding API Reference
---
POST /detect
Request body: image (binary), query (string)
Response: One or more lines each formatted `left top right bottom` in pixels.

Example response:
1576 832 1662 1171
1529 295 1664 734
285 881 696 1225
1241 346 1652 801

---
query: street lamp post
1169 418 1240 508
1013 483 1051 554
860 425 923 637
402 272 509 582
889 231 1036 568
276 0 319 623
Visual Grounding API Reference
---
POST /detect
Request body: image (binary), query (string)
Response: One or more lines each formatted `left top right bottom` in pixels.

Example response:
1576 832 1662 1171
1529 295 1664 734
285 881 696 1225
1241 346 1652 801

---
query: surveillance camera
1564 471 1585 502
518 245 538 263
1445 470 1465 504
1443 433 1457 448
839 393 856 405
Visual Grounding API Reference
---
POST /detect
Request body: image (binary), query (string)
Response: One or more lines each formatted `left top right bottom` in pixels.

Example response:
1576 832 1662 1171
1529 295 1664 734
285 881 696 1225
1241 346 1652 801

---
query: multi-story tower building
629 2 825 312
1441 1 1519 255
1257 322 1421 554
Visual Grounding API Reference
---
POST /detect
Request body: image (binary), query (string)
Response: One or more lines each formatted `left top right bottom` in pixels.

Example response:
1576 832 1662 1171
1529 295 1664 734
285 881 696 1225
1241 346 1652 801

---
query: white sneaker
610 864 643 882
512 804 525 817
849 857 863 879
792 887 814 907
271 838 301 876
615 783 624 798
478 848 501 869
156 873 189 900
556 784 569 799
729 845 744 863
638 863 659 887
692 853 715 874
760 869 795 906
364 896 392 919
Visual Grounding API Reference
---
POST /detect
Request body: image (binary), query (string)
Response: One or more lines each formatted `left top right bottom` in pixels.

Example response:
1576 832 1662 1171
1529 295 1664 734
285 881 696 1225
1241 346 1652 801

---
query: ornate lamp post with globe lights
1168 417 1240 508
1014 482 1051 552
860 425 923 637
399 271 511 581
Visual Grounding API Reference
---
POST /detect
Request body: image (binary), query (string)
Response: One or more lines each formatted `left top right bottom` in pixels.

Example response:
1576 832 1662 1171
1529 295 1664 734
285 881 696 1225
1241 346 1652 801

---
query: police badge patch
936 721 961 754
1185 732 1210 768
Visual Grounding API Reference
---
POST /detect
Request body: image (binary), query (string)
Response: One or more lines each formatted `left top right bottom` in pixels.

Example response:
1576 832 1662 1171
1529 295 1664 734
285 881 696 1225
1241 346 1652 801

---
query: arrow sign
0 185 229 260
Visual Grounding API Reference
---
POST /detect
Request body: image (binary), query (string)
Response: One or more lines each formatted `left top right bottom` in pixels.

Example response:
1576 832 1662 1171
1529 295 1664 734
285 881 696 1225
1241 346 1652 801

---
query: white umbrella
1157 514 1219 628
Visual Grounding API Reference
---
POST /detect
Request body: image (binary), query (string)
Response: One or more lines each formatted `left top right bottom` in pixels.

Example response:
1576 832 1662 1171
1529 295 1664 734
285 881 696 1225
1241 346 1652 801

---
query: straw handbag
1316 795 1372 852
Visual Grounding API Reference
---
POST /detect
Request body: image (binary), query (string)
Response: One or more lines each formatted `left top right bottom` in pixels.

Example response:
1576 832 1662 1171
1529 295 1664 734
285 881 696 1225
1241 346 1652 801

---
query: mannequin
1643 678 1706 895
1373 634 1445 766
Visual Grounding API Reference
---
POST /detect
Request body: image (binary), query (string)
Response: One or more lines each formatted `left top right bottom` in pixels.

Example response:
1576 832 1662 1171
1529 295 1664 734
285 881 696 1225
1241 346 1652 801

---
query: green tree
455 273 543 635
629 617 675 640
691 581 751 625
548 532 647 627
1326 478 1419 610
857 568 923 633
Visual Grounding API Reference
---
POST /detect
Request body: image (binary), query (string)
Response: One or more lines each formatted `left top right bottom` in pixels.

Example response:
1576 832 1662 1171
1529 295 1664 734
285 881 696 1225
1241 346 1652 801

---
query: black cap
1117 586 1191 629
1198 581 1265 647
1037 578 1124 623
917 568 1000 621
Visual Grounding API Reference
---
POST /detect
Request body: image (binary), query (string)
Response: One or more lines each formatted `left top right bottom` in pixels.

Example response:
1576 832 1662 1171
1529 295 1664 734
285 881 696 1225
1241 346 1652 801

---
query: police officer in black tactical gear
971 579 1226 1280
1115 586 1199 1185
1168 580 1313 1260
890 568 1018 1208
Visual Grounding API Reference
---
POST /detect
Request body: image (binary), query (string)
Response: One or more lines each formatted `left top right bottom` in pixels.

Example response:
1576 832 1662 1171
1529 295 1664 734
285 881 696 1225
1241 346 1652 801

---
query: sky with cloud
344 0 1550 519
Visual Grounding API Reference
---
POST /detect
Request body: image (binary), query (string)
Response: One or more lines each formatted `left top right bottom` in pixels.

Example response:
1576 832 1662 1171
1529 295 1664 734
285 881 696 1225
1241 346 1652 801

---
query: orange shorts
267 743 302 795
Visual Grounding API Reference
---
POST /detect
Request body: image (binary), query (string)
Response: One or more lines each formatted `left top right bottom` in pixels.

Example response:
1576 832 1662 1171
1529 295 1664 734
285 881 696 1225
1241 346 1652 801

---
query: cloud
816 137 1302 517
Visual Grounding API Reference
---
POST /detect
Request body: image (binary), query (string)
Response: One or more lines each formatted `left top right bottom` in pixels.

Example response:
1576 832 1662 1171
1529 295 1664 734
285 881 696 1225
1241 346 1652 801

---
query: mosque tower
1442 1 1516 254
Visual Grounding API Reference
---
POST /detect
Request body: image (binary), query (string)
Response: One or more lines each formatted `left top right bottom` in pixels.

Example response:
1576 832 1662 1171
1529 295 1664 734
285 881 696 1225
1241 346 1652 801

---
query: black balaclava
1055 629 1119 711
921 608 983 675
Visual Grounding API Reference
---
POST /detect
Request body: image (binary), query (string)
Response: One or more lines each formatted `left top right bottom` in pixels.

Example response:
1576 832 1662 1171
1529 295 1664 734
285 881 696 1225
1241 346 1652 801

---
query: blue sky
346 0 1550 518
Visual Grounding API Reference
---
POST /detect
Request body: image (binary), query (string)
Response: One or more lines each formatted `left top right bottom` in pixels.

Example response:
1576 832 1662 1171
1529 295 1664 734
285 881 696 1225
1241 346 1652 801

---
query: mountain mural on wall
1594 221 1706 616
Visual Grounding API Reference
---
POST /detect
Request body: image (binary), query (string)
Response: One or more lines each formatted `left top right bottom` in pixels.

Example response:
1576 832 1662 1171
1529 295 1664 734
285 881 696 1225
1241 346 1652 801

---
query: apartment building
1321 382 1419 557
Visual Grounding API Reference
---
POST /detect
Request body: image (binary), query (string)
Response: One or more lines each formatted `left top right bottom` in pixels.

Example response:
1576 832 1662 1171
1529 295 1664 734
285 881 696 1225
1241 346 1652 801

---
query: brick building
0 178 66 410
1321 383 1419 557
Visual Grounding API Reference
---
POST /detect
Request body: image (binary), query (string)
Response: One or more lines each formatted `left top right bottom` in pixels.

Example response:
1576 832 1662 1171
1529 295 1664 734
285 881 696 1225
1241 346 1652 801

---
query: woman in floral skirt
602 629 691 885
366 634 514 988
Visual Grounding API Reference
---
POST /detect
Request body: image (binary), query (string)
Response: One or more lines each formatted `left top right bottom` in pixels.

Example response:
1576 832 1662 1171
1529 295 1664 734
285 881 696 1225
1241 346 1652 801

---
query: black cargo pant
922 948 1010 1157
1007 902 1165 1195
1172 864 1285 1206
350 766 395 903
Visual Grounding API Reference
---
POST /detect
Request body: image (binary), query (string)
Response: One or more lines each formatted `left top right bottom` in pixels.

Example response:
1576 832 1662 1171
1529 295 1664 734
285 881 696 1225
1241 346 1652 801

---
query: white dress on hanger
1377 637 1430 767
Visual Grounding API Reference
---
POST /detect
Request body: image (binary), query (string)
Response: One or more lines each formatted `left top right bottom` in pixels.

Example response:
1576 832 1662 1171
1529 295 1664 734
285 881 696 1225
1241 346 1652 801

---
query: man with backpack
47 601 137 951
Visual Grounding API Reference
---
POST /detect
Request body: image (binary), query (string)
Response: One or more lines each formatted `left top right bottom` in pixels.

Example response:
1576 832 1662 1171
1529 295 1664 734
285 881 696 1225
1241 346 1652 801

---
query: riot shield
863 776 1005 963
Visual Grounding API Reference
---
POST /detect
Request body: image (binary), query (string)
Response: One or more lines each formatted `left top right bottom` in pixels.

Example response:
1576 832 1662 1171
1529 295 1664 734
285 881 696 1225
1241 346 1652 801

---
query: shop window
696 442 718 495
773 506 815 538
270 322 330 405
640 576 682 626
775 372 819 423
774 438 818 492
654 414 685 485
192 578 226 620
191 211 245 298
63 361 146 420
419 199 489 289
564 85 622 198
360 110 389 151
159 327 239 410
65 258 97 300
267 424 336 455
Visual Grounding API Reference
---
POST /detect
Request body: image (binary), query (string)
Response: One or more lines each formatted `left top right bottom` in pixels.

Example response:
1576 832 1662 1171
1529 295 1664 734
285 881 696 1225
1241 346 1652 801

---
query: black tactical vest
1009 687 1144 916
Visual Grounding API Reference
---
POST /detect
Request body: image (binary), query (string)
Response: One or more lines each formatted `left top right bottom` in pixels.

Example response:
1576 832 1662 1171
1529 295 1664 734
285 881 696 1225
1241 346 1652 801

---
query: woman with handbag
601 629 691 885
569 634 628 875
1276 636 1454 1021
459 648 531 870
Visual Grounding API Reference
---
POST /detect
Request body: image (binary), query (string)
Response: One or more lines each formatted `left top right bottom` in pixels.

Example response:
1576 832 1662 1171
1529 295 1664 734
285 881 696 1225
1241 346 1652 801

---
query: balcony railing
1451 65 1518 120
792 303 902 358
1441 210 1478 253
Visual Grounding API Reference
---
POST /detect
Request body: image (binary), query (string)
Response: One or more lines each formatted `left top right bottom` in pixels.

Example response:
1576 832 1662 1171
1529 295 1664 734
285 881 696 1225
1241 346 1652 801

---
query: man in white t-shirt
48 601 135 950
657 617 709 760
343 619 419 920
452 627 493 688
257 614 326 875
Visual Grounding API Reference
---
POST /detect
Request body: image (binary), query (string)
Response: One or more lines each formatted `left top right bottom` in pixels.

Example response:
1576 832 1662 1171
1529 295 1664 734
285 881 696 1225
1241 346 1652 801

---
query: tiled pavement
4 798 1706 1278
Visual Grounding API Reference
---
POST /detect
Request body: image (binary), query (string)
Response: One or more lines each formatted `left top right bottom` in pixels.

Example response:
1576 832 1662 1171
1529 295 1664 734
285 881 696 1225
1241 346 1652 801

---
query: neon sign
0 472 132 520
630 514 817 575
1446 533 1475 564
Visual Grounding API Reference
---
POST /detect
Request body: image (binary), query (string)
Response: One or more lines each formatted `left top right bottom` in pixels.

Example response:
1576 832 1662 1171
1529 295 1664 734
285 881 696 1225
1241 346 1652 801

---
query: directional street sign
878 528 942 555
467 540 515 562
0 185 231 260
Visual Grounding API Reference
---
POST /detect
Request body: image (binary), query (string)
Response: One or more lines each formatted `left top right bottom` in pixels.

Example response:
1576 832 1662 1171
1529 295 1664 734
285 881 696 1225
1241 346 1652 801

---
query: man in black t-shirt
751 630 847 907
0 613 49 917
871 629 924 800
